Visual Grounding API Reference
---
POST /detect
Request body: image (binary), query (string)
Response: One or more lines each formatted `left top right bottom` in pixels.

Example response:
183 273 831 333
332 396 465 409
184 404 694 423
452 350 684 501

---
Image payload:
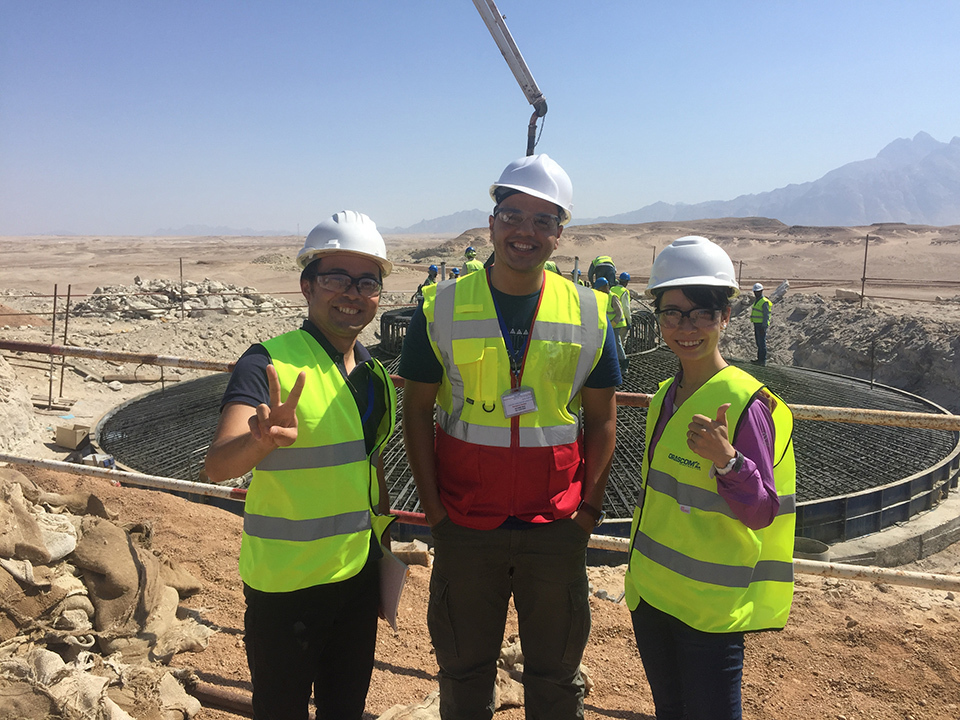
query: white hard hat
647 236 739 297
490 154 573 225
297 210 392 276
753 283 764 292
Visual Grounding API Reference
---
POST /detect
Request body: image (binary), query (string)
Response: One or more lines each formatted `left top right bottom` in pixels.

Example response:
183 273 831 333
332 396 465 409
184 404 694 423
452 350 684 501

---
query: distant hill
152 224 294 237
381 209 489 235
579 132 960 227
386 132 960 233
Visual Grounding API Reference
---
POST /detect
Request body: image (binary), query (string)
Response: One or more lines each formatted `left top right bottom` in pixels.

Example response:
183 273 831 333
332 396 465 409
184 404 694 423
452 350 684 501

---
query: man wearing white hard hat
400 154 620 719
750 282 772 365
205 211 397 719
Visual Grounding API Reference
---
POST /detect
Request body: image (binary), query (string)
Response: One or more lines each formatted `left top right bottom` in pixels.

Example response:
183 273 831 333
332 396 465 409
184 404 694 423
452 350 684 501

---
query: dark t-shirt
220 319 388 455
397 283 622 387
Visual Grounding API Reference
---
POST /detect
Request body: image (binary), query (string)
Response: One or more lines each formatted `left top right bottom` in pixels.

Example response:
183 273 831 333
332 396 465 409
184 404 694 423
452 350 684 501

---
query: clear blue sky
2 1 959 236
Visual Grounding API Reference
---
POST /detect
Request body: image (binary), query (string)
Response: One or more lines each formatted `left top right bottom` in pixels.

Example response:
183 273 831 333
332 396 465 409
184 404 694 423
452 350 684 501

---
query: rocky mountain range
383 131 960 234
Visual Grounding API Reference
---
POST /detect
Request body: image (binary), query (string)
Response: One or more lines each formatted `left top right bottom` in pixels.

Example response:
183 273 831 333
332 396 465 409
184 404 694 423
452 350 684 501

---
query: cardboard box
80 453 115 469
55 424 90 450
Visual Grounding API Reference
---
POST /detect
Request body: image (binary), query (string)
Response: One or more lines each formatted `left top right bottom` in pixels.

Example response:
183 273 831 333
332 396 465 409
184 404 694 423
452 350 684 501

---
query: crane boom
471 0 547 154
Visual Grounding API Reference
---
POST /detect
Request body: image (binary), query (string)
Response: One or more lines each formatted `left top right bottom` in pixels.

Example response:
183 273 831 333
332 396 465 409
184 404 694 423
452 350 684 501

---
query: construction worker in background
412 264 440 303
543 259 562 275
399 153 620 720
205 211 397 720
587 254 617 286
574 268 586 285
623 235 795 720
593 277 627 376
750 282 772 365
610 272 632 373
463 246 485 274
450 267 461 280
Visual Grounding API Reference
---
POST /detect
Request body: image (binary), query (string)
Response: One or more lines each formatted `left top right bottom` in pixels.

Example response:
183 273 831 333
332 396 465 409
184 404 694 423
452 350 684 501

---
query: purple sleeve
716 398 780 530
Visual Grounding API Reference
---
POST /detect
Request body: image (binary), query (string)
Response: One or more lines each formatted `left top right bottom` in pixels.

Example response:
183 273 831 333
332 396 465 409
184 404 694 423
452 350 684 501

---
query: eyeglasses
655 307 720 329
494 207 561 234
310 272 382 297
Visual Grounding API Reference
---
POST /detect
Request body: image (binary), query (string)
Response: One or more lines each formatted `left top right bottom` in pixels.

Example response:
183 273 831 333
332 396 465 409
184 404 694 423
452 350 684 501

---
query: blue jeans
630 597 745 720
428 517 592 720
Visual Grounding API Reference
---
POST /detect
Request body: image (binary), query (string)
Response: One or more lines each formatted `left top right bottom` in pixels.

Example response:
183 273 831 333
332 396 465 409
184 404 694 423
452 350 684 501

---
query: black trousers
753 323 768 363
243 553 380 720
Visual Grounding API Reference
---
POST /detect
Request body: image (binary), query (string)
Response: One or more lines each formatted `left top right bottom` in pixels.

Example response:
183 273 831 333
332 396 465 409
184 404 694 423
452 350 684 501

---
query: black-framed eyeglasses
310 272 382 297
655 307 720 329
494 207 561 234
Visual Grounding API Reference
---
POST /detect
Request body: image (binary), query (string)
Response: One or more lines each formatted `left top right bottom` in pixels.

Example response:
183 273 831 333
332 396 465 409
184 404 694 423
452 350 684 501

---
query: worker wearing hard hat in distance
593 277 627 376
463 246 485 274
399 153 620 720
623 235 796 720
205 211 397 720
588 254 617 286
750 282 772 365
610 272 632 372
411 264 440 303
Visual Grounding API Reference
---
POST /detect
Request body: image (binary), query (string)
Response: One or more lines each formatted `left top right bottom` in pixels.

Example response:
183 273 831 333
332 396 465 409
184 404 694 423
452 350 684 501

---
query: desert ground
2 218 960 719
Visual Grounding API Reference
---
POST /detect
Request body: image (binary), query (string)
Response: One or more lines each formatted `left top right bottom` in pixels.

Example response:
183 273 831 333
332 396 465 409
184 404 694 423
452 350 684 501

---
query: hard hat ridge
490 154 573 225
297 210 392 276
646 236 739 297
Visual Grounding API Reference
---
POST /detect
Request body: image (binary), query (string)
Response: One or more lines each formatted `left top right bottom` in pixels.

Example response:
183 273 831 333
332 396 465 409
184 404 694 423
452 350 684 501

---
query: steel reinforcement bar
3 340 959 431
3 452 960 592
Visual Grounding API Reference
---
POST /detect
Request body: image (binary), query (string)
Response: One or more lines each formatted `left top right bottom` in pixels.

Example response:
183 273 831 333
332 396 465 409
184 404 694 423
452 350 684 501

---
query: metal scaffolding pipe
3 452 959 592
588 533 960 591
0 339 235 373
0 453 247 501
614 391 960 431
4 340 958 431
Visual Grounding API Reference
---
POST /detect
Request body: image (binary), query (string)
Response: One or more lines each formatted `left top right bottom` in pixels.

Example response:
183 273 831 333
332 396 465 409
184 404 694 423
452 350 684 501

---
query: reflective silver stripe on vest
435 407 580 447
570 285 602 405
632 531 794 588
244 508 371 542
646 468 796 519
430 277 602 432
256 439 367 472
447 318 502 340
431 280 466 421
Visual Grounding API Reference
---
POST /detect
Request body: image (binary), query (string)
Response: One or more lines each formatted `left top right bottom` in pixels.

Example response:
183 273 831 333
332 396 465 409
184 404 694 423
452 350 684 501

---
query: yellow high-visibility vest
421 271 607 449
611 284 631 326
624 365 796 632
241 329 396 593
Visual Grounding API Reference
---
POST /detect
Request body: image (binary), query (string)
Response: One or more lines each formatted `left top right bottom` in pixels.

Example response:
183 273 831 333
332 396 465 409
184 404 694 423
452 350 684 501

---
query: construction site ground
2 224 960 718
11 464 960 720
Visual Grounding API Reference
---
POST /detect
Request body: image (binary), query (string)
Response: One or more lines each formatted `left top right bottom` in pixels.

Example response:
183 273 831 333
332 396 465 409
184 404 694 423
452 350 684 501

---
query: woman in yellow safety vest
623 235 796 720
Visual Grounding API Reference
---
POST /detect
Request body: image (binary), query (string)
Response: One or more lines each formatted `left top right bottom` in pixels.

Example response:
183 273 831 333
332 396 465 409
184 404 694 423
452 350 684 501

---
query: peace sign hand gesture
249 365 306 449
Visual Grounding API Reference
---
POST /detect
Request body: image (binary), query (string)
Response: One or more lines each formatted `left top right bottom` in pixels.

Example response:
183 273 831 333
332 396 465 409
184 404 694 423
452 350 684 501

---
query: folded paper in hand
379 546 409 631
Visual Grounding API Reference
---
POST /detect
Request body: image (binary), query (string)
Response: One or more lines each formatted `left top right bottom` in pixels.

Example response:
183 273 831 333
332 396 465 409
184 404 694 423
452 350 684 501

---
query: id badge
502 386 538 418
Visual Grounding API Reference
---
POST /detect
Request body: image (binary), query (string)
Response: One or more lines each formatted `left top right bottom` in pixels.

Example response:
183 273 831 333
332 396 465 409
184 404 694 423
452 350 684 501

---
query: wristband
577 501 606 527
715 451 744 476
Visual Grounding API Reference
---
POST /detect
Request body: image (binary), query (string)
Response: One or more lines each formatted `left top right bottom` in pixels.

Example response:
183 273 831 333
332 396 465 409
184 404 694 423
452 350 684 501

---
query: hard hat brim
297 247 393 277
488 184 572 226
645 277 740 298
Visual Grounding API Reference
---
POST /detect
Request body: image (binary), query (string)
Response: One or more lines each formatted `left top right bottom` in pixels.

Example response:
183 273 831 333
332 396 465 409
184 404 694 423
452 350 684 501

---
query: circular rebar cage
98 328 959 545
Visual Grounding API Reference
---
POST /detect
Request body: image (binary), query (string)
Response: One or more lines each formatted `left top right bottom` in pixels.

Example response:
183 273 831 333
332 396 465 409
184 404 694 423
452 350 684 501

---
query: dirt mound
721 292 960 412
3 465 959 720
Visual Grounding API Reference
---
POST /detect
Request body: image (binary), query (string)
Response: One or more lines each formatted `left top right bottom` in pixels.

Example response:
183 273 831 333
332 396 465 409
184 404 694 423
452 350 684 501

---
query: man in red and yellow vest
205 211 397 720
400 155 620 720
